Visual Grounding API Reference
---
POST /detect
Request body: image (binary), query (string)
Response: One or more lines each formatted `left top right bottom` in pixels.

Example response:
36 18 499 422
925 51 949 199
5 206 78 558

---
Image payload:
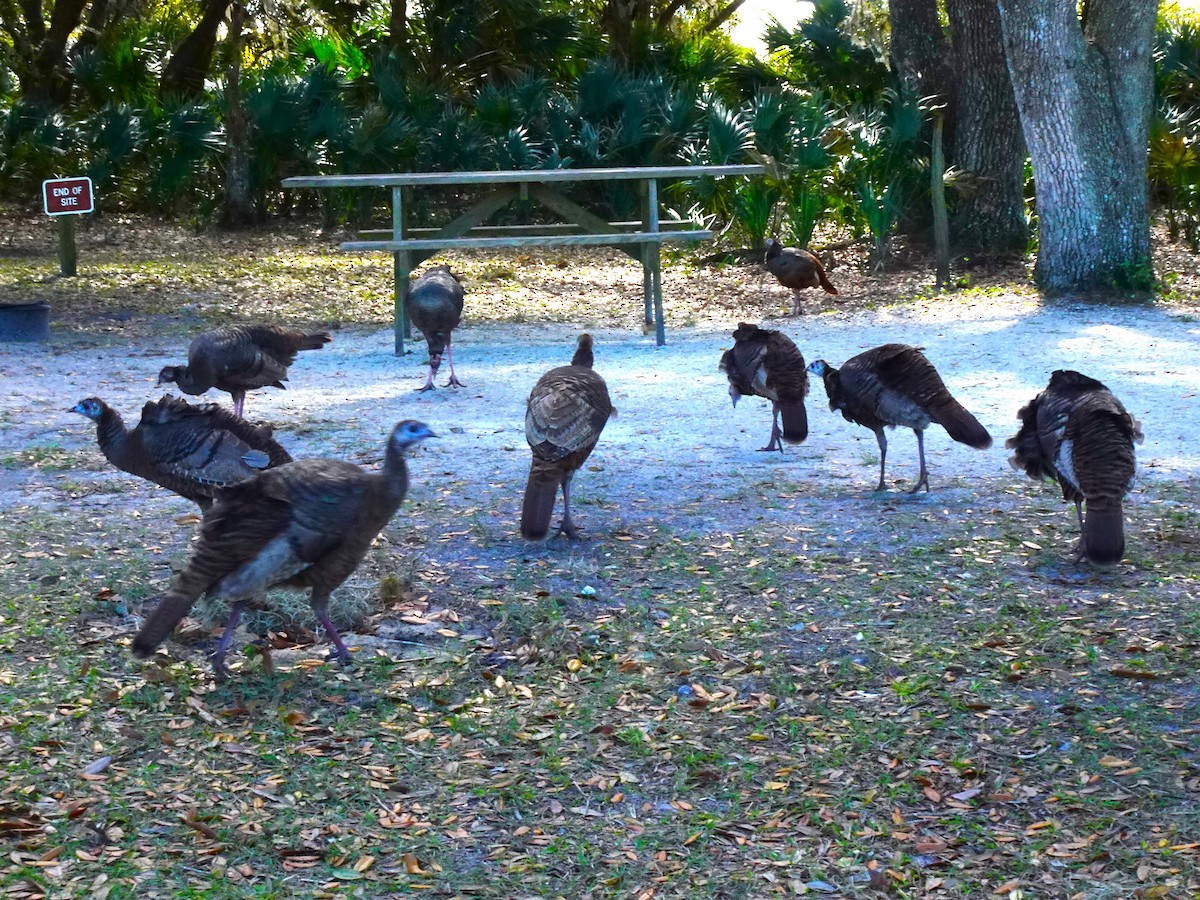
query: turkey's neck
821 368 844 408
95 406 130 459
571 345 594 368
380 443 412 505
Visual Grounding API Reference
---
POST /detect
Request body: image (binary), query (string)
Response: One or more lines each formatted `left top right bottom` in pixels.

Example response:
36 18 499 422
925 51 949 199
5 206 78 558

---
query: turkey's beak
728 385 740 408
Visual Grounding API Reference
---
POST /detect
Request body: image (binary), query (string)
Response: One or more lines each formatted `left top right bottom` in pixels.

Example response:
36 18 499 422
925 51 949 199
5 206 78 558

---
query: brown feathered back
521 335 612 539
1006 370 1141 564
719 323 808 443
131 420 434 659
70 395 291 510
826 344 992 448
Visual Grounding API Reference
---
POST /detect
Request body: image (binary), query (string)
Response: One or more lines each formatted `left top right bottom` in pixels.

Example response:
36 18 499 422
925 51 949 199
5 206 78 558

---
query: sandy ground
2 294 1197 545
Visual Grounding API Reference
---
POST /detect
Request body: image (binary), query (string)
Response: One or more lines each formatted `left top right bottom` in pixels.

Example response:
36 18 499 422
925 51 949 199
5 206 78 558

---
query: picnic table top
282 164 766 189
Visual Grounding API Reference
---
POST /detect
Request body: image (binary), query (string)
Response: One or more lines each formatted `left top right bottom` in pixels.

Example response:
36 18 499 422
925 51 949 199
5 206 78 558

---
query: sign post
42 177 94 277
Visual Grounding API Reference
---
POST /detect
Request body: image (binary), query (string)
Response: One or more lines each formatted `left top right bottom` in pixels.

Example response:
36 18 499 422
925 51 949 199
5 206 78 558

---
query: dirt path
3 294 1197 535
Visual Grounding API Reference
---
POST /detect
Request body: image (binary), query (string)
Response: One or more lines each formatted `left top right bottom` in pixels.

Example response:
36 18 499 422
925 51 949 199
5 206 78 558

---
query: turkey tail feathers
932 400 992 449
131 591 200 658
300 332 333 351
778 400 808 443
1083 496 1125 566
520 465 559 540
815 263 839 295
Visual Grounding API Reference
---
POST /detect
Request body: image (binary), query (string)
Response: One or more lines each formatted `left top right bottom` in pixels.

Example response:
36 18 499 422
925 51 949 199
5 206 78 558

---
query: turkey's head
69 398 106 420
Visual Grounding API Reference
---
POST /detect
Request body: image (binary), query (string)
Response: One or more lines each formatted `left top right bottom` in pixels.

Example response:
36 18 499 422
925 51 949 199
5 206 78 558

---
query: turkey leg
873 429 888 491
909 429 930 493
312 589 353 666
557 474 580 540
444 341 465 388
210 601 246 681
758 405 784 452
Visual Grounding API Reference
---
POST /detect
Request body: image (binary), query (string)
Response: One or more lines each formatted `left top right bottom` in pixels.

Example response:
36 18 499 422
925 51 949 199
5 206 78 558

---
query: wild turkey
719 322 808 451
69 395 292 511
1006 370 1142 565
808 344 992 492
406 265 466 391
157 325 332 416
521 334 613 540
130 420 436 679
765 238 839 315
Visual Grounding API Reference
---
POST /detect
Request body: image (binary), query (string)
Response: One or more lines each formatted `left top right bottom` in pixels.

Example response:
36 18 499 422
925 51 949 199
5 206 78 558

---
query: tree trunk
21 0 88 106
946 0 1027 252
604 0 651 66
996 0 1156 291
221 2 256 228
160 0 234 100
388 0 406 56
888 0 955 150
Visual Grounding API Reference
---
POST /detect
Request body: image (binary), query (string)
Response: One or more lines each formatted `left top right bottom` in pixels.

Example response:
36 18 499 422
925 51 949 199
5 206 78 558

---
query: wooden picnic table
282 164 765 353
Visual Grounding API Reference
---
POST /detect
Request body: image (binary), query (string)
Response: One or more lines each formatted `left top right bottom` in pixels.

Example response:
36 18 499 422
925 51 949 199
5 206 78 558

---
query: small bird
157 325 332 416
765 238 838 315
69 395 292 510
406 265 466 391
130 420 436 679
521 334 613 540
719 322 808 452
808 344 992 492
1006 370 1142 565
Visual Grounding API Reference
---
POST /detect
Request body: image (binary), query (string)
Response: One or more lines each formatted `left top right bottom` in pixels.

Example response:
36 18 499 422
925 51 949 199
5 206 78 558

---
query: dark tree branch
703 0 747 33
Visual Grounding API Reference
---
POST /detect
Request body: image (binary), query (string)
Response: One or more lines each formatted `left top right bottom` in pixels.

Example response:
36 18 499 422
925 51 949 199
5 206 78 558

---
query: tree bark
946 0 1027 252
604 0 651 65
996 0 1156 291
888 0 955 149
221 2 256 228
21 0 88 106
160 0 234 100
388 0 406 56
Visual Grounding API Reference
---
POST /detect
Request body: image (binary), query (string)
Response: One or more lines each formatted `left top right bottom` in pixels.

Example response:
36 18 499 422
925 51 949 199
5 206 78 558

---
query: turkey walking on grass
131 420 436 680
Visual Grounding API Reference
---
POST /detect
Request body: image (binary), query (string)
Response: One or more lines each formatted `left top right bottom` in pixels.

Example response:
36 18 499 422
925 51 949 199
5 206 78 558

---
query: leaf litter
0 213 1197 897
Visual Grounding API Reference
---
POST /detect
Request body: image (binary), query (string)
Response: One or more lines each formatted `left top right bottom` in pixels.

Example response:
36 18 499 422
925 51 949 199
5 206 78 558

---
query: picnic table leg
649 242 665 346
641 244 654 329
640 179 665 345
392 186 411 355
394 250 411 355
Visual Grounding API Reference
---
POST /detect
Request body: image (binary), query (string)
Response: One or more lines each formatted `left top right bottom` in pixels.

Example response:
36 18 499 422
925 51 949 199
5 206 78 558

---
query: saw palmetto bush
1152 14 1200 249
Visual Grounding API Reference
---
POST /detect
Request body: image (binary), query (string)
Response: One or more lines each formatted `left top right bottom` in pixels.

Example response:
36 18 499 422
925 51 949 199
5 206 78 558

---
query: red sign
43 177 94 216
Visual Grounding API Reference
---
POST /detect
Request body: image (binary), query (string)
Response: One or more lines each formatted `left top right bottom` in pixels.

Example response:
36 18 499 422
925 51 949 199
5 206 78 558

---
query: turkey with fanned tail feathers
157 324 331 416
1006 370 1142 565
719 322 808 452
130 420 436 680
521 334 613 540
808 344 992 492
70 395 292 511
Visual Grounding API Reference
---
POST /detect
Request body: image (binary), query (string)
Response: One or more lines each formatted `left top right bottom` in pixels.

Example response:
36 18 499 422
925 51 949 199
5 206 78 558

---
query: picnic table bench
282 164 765 353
